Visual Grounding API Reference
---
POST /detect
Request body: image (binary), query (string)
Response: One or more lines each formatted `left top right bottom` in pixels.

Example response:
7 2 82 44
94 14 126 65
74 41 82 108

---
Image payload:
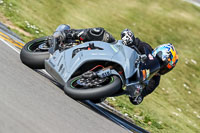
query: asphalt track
0 24 149 133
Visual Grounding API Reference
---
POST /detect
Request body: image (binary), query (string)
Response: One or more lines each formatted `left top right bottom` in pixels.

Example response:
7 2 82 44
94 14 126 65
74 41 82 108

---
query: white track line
0 37 20 54
0 37 51 76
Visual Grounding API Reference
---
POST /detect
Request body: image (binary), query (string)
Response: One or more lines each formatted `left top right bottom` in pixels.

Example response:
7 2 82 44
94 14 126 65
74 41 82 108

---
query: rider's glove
129 95 143 105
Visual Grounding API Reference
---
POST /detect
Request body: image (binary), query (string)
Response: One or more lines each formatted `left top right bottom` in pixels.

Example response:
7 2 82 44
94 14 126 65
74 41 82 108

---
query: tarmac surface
0 31 128 133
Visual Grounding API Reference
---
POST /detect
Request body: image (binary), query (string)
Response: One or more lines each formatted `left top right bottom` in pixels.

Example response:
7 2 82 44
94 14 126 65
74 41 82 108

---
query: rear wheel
64 74 121 100
20 36 50 69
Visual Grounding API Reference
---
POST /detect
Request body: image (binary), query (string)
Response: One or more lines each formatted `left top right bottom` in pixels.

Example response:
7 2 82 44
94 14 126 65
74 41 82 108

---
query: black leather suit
131 38 161 97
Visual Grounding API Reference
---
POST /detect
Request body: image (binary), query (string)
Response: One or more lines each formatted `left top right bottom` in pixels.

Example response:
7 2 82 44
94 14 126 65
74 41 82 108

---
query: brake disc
78 71 107 87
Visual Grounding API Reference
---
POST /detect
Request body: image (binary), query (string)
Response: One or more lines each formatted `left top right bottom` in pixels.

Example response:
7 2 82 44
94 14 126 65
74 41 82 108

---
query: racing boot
129 95 143 105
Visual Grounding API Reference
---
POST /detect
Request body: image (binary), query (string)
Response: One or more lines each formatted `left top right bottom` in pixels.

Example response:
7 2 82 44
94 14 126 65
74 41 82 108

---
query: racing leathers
130 38 161 104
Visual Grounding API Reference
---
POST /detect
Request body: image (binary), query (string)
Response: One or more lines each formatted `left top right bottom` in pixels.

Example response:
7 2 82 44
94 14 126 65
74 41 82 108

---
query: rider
120 29 178 105
53 25 178 105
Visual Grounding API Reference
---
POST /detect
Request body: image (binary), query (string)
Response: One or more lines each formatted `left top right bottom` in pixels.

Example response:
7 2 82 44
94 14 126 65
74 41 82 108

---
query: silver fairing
45 40 139 86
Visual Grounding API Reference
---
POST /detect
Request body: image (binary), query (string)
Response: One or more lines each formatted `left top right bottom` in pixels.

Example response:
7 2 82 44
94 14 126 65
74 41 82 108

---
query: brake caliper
97 68 111 78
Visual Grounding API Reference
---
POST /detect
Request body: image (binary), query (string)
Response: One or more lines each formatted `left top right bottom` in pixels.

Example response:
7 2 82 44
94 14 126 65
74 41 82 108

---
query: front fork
93 67 149 101
94 67 148 98
97 69 147 99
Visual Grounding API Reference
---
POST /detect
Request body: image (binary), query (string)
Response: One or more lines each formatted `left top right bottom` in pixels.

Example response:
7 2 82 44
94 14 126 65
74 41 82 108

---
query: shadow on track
35 69 149 133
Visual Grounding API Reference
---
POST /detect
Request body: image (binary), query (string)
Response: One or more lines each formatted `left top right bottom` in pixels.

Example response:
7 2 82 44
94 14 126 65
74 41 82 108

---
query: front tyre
64 75 121 100
20 36 50 69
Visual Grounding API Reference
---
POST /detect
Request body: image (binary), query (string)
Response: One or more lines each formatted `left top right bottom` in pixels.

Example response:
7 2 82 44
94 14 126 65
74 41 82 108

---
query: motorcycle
20 25 160 104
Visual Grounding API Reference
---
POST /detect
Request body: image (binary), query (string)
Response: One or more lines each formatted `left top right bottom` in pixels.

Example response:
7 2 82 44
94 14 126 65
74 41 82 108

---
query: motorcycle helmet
152 43 178 75
121 29 135 46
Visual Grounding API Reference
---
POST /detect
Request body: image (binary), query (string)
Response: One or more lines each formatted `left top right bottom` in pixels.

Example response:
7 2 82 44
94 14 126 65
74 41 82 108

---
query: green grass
1 0 200 132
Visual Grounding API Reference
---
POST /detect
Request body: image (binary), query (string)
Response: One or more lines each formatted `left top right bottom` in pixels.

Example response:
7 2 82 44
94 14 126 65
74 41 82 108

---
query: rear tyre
64 75 121 100
20 36 50 69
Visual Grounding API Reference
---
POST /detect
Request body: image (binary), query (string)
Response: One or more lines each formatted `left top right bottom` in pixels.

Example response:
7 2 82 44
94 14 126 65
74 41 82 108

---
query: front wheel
64 75 122 100
20 36 50 69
